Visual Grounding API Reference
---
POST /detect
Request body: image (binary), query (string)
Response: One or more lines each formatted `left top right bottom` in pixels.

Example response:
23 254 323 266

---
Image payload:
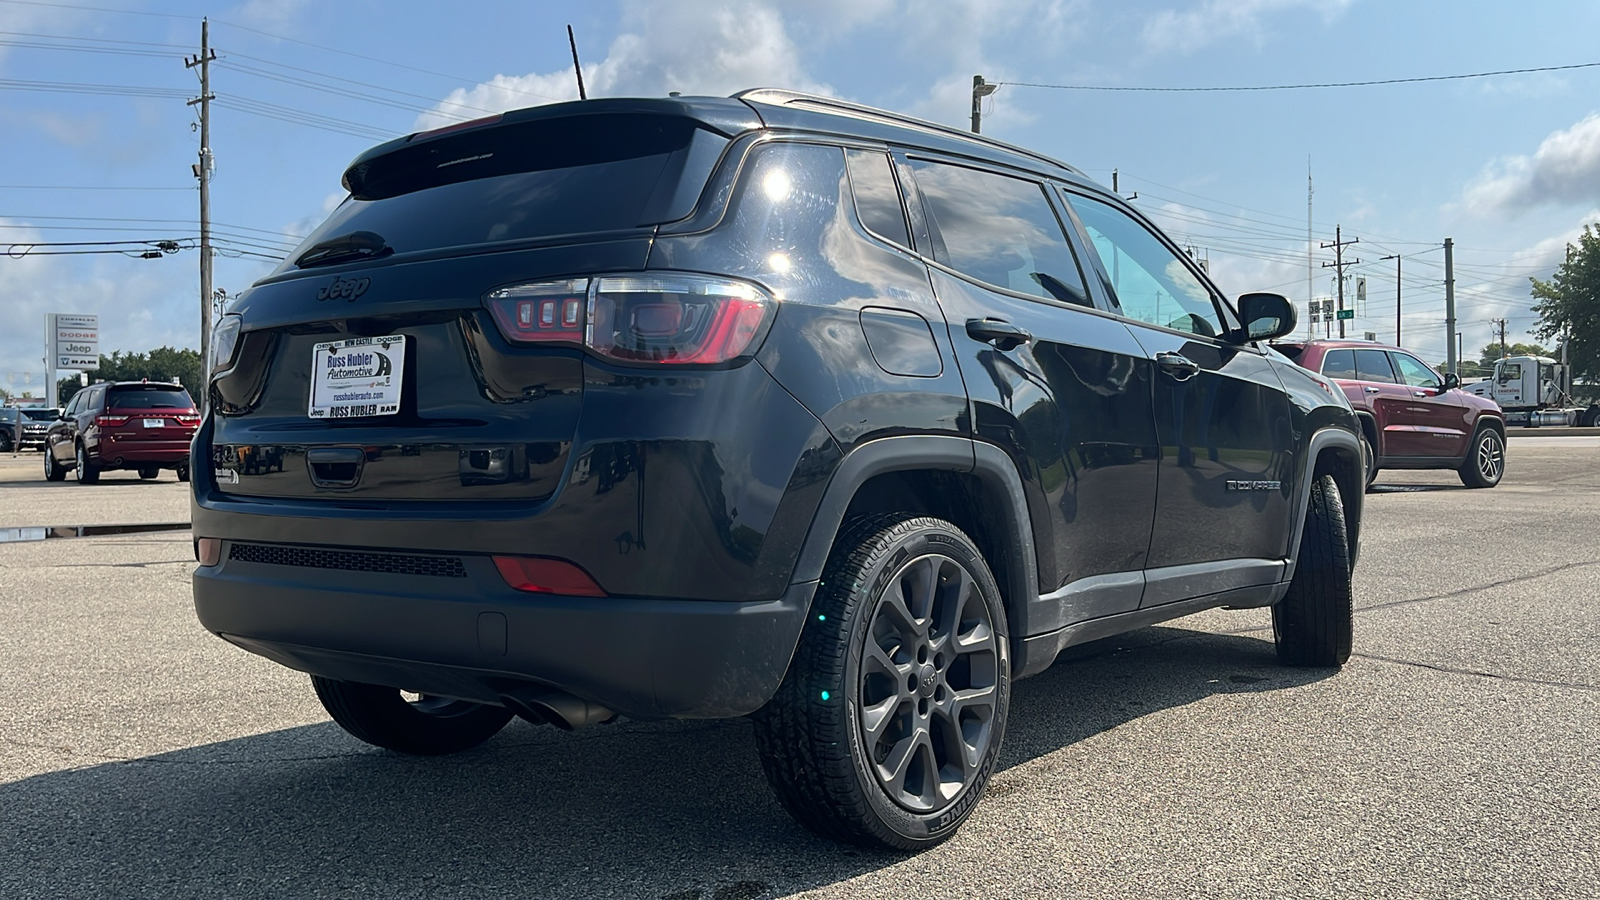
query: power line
1001 61 1600 93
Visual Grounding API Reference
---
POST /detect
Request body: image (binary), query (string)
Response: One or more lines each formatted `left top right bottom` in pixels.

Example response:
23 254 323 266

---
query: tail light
486 273 773 365
492 556 606 597
175 412 201 426
95 414 129 427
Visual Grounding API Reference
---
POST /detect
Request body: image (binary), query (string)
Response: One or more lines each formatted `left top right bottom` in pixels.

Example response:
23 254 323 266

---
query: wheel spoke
860 695 903 744
931 568 971 652
880 731 921 794
863 633 907 678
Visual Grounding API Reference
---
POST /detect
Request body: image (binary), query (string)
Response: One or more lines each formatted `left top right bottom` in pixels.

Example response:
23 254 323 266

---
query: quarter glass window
1065 194 1222 337
907 159 1090 306
845 149 911 249
1321 349 1357 379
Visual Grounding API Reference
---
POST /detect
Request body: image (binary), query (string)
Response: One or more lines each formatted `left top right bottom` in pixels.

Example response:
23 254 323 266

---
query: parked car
1274 340 1506 488
192 90 1365 850
44 382 199 483
0 407 57 452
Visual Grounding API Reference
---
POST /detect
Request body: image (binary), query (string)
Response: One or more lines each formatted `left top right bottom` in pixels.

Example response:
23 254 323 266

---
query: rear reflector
195 538 222 567
492 556 606 597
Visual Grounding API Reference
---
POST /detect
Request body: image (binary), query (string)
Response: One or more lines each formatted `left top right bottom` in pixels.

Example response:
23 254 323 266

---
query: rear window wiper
295 230 392 269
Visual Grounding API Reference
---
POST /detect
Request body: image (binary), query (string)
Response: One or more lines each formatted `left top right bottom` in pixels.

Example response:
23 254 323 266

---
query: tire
1273 474 1353 667
1458 426 1505 488
138 465 159 480
43 447 65 481
1359 429 1377 490
752 514 1010 851
1582 406 1600 428
311 676 514 755
0 433 12 453
175 463 191 483
74 442 99 484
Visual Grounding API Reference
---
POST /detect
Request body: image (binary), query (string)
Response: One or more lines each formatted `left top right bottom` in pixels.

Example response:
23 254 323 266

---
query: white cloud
1142 0 1352 55
0 219 205 391
416 1 831 131
1462 114 1600 215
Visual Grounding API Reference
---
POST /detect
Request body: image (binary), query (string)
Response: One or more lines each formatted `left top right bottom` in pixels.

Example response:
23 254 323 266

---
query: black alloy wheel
1458 427 1505 488
0 432 11 453
311 676 514 755
74 442 99 484
753 514 1010 851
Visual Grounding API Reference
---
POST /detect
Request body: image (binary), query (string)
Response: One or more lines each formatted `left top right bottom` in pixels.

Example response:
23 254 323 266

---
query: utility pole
1492 317 1508 363
971 75 998 134
186 19 216 413
1321 225 1359 339
1380 254 1401 345
1444 237 1457 377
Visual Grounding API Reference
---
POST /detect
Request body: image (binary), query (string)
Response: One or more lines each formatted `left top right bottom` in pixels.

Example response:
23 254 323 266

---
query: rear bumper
193 542 813 719
97 437 192 466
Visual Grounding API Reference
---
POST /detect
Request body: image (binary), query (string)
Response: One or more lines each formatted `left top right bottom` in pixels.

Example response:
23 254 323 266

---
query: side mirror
1441 372 1460 391
1234 292 1297 343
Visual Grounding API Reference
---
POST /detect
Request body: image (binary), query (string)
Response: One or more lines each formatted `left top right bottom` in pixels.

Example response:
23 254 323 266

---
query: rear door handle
306 446 366 488
965 318 1032 351
1412 390 1428 397
1365 386 1381 393
1155 351 1200 382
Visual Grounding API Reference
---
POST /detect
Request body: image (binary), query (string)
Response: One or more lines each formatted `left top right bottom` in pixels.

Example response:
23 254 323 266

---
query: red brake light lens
95 414 129 427
486 273 773 365
492 556 606 597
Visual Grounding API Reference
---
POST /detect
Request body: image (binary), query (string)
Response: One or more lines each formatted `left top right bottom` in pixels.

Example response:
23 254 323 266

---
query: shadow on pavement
0 627 1334 900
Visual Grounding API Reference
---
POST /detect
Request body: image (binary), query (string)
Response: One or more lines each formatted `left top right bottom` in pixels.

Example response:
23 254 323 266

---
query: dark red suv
44 381 199 483
1275 340 1506 488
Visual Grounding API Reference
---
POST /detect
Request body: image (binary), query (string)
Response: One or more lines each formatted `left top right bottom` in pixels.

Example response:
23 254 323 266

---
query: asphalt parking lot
1 441 1597 900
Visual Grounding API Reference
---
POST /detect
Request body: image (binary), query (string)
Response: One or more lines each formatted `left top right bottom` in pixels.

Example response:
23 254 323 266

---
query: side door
899 154 1159 632
1058 189 1297 606
1350 348 1421 458
1389 350 1471 458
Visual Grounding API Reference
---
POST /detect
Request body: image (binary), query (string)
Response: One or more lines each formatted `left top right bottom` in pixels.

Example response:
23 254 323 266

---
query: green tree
1531 226 1600 381
57 346 204 406
1477 341 1552 370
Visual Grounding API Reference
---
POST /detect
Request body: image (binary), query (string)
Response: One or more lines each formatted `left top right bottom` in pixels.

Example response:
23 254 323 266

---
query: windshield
21 409 56 421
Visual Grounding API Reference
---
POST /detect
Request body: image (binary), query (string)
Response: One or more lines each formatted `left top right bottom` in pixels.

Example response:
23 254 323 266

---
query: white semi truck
1464 355 1600 426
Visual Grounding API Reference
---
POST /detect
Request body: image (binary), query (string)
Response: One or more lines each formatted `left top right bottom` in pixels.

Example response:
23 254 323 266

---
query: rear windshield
278 115 728 271
107 386 192 410
20 409 56 421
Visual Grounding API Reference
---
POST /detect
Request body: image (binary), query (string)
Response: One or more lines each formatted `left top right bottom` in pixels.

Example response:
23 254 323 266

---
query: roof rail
733 88 1084 178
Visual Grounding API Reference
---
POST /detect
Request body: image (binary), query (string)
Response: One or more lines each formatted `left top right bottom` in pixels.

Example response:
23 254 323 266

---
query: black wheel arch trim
787 434 1040 647
1283 426 1364 583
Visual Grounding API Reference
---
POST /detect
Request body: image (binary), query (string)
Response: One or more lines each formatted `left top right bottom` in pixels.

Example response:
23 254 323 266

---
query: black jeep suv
192 90 1364 850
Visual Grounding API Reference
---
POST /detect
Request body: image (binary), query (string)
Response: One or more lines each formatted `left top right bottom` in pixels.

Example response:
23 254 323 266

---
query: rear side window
107 386 193 410
844 150 911 249
280 116 729 269
1353 349 1398 383
907 159 1090 306
1321 349 1357 378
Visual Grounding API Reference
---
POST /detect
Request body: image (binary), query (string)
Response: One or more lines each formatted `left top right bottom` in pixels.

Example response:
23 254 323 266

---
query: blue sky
5 0 1600 394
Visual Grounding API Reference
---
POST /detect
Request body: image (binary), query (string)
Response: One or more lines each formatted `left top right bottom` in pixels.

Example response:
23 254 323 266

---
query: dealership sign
49 313 99 370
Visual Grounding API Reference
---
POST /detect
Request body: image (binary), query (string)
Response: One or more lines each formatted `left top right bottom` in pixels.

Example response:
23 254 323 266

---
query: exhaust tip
500 689 615 731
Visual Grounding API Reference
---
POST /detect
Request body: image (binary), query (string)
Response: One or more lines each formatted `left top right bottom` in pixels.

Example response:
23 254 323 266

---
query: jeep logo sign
316 276 370 302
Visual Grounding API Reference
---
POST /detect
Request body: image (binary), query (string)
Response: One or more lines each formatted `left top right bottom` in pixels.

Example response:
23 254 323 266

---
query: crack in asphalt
1355 652 1598 692
1356 559 1600 614
0 560 191 571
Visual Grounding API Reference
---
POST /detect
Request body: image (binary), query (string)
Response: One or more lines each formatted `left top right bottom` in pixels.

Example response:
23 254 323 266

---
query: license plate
143 418 166 428
308 335 407 419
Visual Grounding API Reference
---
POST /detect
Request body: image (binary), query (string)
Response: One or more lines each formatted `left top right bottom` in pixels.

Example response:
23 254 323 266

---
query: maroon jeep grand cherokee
1275 340 1506 488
